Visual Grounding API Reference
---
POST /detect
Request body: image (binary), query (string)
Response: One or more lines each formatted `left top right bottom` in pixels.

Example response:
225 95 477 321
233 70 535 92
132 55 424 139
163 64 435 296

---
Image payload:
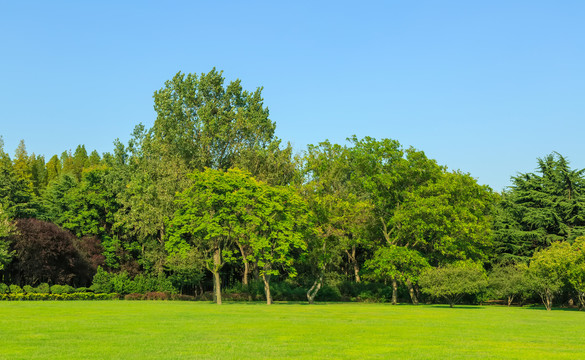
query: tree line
1 68 584 309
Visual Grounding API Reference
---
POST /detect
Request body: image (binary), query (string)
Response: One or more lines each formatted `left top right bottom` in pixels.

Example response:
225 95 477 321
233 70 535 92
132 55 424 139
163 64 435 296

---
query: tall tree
0 205 15 272
0 142 37 218
45 154 61 183
167 169 258 304
390 171 496 265
248 183 309 305
493 153 585 262
151 68 276 171
13 140 32 187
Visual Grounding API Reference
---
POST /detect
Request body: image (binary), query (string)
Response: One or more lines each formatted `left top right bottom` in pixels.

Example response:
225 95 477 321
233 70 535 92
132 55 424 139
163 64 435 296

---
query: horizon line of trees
1 68 584 309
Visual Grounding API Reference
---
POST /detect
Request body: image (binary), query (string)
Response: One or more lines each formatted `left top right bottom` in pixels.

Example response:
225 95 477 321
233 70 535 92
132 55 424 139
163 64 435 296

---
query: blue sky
1 1 583 191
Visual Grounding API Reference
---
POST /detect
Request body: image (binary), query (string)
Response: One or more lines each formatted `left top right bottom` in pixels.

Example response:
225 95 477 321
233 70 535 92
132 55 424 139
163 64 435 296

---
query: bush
316 285 342 302
124 293 145 300
338 281 395 302
36 283 50 294
91 267 178 295
0 292 120 301
9 285 23 294
23 285 35 294
5 218 93 286
145 292 169 300
50 285 75 294
169 293 196 301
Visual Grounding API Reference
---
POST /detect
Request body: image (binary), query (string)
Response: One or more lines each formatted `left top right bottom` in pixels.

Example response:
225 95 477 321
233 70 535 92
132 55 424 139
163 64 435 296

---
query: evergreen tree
493 153 585 263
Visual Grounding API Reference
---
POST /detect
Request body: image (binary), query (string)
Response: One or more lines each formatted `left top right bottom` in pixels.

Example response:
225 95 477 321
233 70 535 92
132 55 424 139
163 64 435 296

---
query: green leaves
494 153 585 262
152 69 275 171
419 261 488 307
392 171 496 264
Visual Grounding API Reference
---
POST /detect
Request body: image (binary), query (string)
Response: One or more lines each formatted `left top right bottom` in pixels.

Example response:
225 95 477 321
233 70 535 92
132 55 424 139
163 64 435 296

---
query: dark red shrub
6 219 92 286
145 292 168 300
77 236 106 271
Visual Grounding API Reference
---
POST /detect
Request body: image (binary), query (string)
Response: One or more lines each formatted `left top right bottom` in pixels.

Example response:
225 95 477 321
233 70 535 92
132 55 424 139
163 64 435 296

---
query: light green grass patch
1 302 584 359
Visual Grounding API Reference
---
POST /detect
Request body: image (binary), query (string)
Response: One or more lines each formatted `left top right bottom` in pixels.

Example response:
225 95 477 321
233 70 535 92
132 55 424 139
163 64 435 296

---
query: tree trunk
213 247 222 305
307 273 324 305
262 273 272 305
541 290 553 311
406 279 418 305
507 295 514 307
252 261 259 281
236 241 249 286
347 246 361 283
391 277 398 305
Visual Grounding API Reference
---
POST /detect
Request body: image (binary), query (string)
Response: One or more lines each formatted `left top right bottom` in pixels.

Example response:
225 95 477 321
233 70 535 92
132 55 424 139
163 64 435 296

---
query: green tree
88 150 101 167
248 183 309 305
29 154 47 196
167 168 259 305
488 263 530 306
301 140 377 283
494 153 585 262
364 245 429 304
566 237 585 310
61 150 75 176
346 136 443 247
0 141 37 218
72 145 89 180
151 68 276 171
390 171 496 264
419 261 488 307
303 190 373 303
0 205 15 271
528 241 575 311
45 155 61 183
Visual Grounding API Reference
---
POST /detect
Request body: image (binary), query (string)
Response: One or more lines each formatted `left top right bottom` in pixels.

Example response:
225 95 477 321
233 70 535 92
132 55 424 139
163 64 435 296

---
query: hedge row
0 293 120 301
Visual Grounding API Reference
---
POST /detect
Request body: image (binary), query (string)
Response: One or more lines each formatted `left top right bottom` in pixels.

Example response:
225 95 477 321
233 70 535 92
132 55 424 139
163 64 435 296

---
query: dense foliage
1 69 584 309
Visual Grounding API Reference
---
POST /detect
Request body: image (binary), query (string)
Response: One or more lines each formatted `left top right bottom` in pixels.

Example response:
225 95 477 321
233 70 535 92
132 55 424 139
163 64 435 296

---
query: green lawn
1 301 584 359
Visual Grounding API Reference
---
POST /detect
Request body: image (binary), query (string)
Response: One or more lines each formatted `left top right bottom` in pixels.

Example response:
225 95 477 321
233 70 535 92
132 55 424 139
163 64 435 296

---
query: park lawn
0 302 584 359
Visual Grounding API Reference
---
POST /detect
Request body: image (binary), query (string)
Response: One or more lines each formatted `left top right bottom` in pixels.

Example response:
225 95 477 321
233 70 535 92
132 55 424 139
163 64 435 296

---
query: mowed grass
1 301 585 359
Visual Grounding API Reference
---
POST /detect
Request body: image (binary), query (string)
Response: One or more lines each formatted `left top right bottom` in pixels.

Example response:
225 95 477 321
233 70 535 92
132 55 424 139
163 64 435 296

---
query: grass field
1 301 585 359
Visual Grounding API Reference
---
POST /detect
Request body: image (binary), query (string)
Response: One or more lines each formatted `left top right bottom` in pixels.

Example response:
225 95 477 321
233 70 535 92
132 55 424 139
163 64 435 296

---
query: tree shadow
519 306 583 312
429 305 484 310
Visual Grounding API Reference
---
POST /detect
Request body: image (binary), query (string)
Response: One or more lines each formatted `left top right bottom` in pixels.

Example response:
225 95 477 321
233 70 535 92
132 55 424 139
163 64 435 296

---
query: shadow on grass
429 305 484 310
519 306 583 312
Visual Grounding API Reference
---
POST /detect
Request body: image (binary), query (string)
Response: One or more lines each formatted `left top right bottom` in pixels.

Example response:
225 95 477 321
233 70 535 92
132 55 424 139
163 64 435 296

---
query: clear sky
1 1 583 191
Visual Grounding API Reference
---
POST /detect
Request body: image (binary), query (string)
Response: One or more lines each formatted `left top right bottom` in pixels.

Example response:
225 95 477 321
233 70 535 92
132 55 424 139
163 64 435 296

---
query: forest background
1 68 585 310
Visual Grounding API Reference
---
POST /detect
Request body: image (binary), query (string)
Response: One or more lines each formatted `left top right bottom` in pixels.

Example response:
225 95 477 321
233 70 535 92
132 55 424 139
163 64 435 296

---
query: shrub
145 292 169 300
9 285 23 294
316 285 342 302
0 283 9 294
36 283 50 294
5 218 92 286
110 271 133 294
50 285 75 294
90 266 113 293
23 285 35 294
124 293 145 300
0 292 120 301
91 267 178 295
169 293 196 301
